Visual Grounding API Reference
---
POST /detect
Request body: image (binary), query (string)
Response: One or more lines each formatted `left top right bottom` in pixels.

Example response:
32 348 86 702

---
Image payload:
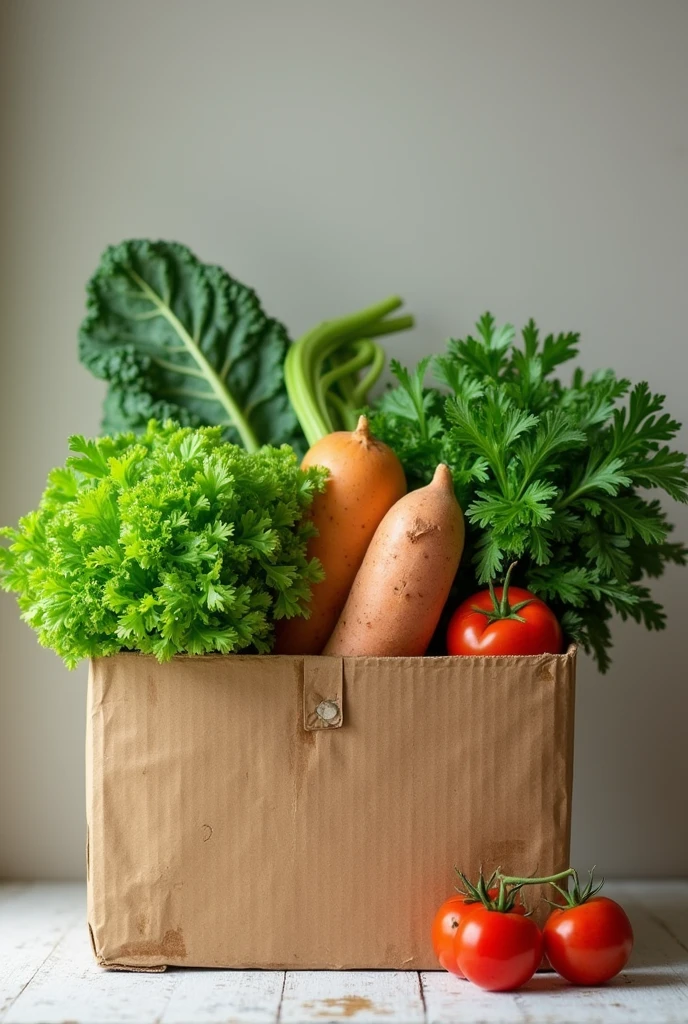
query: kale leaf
369 314 688 671
79 240 305 453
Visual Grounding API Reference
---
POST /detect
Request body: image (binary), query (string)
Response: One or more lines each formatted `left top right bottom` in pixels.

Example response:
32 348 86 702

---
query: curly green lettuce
0 421 327 667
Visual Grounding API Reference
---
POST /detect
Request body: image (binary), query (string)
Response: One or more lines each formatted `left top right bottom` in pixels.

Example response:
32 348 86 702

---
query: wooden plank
512 978 682 1023
4 918 178 1024
0 886 27 908
280 971 424 1023
161 971 284 1024
3 888 284 1024
424 963 688 1024
614 880 688 952
511 971 686 1024
610 881 688 977
0 883 83 1022
422 971 523 1023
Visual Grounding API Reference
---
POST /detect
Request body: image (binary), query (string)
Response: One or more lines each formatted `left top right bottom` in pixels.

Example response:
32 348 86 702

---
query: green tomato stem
473 562 533 623
498 868 576 887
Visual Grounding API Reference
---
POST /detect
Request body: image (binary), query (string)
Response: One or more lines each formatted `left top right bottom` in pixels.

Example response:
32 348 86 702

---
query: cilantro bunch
370 315 688 670
0 421 327 667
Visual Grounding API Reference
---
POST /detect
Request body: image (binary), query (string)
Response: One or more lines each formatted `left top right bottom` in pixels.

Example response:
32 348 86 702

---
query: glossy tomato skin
446 586 562 656
431 897 474 976
543 897 633 985
454 907 542 992
431 889 516 976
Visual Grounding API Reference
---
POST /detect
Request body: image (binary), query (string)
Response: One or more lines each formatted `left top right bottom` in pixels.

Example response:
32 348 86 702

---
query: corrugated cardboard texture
86 647 576 970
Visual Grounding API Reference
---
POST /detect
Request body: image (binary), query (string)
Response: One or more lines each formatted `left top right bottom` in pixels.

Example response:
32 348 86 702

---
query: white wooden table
1 882 686 1023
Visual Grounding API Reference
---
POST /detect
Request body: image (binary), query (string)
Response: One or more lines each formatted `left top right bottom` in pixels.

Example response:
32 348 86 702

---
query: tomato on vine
431 896 476 976
451 872 538 991
542 870 634 985
455 908 543 992
431 872 524 977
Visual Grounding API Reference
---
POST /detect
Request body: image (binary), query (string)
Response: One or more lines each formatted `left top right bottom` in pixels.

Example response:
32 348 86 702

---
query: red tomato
543 897 633 985
454 907 543 991
431 896 475 976
431 888 518 976
446 564 562 656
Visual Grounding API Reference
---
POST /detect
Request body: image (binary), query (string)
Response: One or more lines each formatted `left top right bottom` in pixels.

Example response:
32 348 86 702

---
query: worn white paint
161 971 285 1024
422 973 524 1023
617 880 688 950
0 884 82 1020
0 882 687 1023
4 919 178 1024
281 971 424 1023
0 886 24 907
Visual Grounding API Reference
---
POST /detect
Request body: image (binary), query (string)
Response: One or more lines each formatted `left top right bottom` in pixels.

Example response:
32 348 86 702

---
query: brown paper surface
86 647 576 970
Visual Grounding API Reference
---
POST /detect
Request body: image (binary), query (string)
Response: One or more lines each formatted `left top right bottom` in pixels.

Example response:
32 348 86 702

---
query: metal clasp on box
303 656 344 731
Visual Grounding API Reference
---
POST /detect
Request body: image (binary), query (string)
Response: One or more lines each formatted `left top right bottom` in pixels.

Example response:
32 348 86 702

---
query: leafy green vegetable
370 314 688 670
79 239 415 456
0 422 327 667
79 240 303 453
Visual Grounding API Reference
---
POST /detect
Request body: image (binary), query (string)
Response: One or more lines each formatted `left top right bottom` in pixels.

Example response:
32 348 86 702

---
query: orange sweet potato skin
323 464 465 657
274 418 406 655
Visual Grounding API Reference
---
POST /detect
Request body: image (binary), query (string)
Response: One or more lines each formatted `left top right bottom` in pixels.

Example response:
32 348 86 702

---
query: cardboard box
86 646 576 971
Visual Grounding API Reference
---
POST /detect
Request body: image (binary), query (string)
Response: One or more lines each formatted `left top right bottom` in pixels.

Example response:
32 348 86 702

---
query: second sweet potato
323 463 465 657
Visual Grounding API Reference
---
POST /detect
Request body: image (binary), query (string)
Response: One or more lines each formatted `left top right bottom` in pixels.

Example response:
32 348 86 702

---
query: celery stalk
285 298 414 448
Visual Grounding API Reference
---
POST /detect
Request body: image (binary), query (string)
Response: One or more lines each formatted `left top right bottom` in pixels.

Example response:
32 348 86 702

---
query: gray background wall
1 0 686 880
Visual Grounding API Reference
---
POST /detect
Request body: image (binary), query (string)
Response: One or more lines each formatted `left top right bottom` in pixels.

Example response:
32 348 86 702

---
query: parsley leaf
371 314 687 670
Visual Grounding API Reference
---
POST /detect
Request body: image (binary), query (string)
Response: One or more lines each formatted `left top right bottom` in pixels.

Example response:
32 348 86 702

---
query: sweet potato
274 416 406 654
323 464 464 657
